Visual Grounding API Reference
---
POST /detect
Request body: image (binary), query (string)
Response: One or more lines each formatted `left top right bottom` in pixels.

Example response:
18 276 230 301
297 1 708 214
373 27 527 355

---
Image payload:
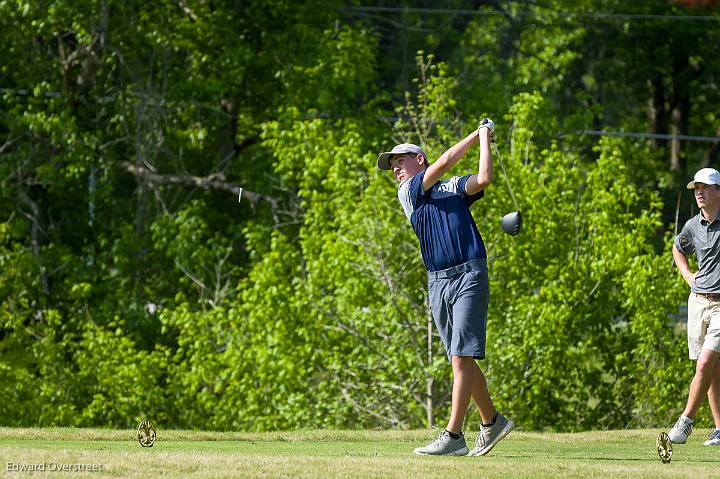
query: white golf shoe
413 430 469 456
468 413 514 456
704 428 720 446
668 415 693 444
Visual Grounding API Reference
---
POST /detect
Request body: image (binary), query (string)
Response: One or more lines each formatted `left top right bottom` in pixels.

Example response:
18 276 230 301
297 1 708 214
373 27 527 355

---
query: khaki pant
687 293 720 360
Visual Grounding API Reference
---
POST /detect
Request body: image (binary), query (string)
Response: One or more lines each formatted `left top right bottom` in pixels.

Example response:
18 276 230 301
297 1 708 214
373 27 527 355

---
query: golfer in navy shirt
377 119 514 456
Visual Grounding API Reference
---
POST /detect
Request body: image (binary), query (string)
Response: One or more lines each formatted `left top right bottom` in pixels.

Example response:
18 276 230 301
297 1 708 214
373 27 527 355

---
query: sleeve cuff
674 235 688 256
458 175 484 199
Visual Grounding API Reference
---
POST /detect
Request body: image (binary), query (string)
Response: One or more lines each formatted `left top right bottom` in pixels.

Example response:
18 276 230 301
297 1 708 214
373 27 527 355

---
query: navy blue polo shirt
398 170 486 272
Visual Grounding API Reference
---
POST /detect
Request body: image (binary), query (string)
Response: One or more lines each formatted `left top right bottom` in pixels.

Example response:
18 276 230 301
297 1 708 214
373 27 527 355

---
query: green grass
1 427 718 478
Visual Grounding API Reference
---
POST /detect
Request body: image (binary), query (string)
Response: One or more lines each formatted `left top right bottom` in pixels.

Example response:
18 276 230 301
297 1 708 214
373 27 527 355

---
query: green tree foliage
481 92 690 430
1 1 716 431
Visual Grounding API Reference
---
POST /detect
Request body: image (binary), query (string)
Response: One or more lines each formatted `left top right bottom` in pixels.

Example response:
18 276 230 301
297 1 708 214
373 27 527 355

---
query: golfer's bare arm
465 127 493 195
422 128 492 192
672 244 696 287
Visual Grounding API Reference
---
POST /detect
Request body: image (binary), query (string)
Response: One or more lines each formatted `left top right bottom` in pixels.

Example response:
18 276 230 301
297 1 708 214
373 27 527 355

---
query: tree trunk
648 75 668 151
702 126 720 167
18 189 50 296
134 99 148 302
669 89 690 173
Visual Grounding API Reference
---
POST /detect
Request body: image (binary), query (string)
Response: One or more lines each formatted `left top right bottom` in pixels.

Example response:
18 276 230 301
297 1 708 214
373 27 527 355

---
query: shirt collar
699 214 717 226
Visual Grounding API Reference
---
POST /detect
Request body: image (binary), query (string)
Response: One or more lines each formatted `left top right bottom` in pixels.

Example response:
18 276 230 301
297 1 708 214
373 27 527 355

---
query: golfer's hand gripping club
478 117 495 143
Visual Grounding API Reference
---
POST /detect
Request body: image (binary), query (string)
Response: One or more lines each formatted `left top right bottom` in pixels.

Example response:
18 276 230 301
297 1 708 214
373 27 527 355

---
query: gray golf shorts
427 258 489 361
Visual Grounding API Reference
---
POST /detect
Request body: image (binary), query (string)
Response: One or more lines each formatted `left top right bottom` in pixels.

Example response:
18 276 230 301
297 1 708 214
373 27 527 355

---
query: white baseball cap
377 143 425 170
687 168 720 189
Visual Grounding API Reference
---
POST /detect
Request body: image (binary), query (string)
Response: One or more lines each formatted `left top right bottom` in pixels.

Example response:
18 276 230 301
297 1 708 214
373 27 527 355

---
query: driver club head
501 211 522 236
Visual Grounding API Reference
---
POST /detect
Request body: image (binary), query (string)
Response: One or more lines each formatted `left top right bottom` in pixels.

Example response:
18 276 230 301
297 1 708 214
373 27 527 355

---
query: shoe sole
704 439 720 446
467 420 515 457
413 446 469 456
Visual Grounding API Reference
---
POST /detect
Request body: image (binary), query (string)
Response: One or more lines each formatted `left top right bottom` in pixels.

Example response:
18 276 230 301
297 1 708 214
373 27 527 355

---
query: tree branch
119 161 280 212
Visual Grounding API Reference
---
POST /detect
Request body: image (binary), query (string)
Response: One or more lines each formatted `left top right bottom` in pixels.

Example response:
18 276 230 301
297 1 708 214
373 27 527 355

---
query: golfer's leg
469 360 497 424
446 355 476 433
683 348 720 419
709 360 720 427
706 309 720 427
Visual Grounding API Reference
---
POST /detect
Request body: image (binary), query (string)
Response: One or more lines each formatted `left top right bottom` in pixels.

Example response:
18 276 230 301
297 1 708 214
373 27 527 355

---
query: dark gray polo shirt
675 213 720 293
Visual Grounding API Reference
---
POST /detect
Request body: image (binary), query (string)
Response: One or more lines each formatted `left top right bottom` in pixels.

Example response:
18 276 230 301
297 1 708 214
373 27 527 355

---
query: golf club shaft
491 141 520 212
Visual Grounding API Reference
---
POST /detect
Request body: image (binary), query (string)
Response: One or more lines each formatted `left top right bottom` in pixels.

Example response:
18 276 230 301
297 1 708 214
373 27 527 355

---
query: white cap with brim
687 167 720 189
377 143 425 170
